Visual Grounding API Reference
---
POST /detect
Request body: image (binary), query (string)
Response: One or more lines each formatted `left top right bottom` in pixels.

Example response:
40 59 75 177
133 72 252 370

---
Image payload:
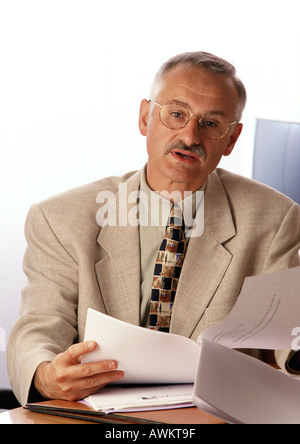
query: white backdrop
1 0 300 387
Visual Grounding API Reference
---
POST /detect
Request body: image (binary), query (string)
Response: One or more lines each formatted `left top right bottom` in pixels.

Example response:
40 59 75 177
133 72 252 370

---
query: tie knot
169 204 184 229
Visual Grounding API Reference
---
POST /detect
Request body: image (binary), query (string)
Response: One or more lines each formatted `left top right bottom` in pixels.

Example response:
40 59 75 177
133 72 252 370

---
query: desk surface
0 402 223 424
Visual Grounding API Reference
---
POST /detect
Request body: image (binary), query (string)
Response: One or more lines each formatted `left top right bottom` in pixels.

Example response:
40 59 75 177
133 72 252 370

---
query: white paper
83 308 200 384
193 267 300 424
193 339 300 424
201 267 300 350
83 267 300 423
86 384 194 412
102 403 193 414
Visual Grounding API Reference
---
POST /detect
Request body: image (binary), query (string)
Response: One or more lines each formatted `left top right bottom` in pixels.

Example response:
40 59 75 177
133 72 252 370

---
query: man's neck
145 169 207 202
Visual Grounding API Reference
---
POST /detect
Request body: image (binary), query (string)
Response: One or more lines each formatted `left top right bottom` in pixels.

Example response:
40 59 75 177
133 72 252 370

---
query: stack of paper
193 339 300 424
82 309 200 385
85 384 194 414
83 267 300 423
193 266 300 424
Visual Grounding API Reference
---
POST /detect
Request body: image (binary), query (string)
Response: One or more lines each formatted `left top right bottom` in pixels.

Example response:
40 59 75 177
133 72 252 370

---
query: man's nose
179 115 202 147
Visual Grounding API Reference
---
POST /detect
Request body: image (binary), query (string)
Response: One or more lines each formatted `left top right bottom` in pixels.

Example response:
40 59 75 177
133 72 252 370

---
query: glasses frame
149 99 238 140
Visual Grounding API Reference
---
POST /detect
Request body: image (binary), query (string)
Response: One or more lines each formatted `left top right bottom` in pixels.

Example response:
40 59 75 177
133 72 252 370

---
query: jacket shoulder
26 170 140 239
39 170 139 209
215 168 297 209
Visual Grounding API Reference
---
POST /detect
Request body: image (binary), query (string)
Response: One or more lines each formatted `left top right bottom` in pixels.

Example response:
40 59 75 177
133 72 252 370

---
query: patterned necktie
149 204 186 332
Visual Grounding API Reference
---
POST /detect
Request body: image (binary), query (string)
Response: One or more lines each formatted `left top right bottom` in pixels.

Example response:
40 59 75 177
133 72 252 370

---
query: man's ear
223 123 243 156
138 99 151 136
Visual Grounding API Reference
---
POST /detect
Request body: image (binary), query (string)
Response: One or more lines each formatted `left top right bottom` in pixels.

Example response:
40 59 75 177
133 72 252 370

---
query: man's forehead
160 64 236 94
156 64 240 113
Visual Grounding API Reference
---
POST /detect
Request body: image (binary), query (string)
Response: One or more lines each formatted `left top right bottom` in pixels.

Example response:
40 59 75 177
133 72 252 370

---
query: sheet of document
201 267 300 350
193 267 300 424
85 384 194 413
83 267 300 422
83 308 200 384
193 338 300 424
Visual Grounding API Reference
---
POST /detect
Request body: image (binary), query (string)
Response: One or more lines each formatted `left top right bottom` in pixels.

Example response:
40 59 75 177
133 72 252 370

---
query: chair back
253 118 300 205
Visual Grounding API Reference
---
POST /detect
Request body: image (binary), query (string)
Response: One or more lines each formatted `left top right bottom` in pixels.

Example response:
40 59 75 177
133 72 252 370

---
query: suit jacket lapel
95 168 236 336
171 170 236 338
95 171 141 326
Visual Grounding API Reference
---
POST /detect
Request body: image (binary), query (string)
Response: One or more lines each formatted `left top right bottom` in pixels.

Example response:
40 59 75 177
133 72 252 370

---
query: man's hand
34 341 124 401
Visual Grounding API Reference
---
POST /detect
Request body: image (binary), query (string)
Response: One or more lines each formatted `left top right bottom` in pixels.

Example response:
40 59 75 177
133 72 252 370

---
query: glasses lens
159 103 231 139
199 113 230 139
160 103 189 129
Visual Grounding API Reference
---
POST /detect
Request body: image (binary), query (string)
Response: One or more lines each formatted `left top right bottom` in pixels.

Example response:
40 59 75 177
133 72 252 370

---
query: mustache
165 140 206 159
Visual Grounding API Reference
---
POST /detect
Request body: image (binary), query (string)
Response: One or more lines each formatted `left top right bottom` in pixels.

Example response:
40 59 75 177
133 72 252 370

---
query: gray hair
150 51 247 121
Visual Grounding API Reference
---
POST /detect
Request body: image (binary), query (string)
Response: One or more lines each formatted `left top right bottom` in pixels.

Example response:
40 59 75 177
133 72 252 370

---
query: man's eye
203 120 218 127
171 112 184 119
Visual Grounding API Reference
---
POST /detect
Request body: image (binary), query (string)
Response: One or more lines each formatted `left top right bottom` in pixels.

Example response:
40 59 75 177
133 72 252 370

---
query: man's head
139 51 246 196
150 52 247 122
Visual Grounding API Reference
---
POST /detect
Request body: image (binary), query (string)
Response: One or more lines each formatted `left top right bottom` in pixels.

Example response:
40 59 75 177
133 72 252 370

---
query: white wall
1 0 300 387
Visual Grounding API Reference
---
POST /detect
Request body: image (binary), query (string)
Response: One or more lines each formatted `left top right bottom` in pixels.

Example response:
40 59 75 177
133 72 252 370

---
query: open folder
82 267 300 423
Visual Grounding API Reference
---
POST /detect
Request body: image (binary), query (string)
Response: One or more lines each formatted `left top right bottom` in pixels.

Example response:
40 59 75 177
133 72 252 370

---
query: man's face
139 64 243 194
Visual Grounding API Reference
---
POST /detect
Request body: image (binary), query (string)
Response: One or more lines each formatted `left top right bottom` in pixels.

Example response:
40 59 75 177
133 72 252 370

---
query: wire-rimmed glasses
150 100 238 140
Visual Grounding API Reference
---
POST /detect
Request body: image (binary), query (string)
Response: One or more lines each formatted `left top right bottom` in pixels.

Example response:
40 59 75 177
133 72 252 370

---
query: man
7 52 300 406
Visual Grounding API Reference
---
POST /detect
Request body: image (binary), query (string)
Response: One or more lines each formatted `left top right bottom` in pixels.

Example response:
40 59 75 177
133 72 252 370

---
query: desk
0 401 224 424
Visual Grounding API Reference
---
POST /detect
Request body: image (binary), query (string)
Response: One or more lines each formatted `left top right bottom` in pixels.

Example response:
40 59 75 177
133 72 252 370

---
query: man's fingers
62 341 97 365
75 359 120 379
35 341 125 401
61 367 125 402
75 367 124 391
58 341 124 384
53 358 124 401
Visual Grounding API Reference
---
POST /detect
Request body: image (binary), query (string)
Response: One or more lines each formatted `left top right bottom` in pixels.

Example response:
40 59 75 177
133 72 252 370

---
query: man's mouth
166 141 206 164
175 151 198 160
170 149 203 164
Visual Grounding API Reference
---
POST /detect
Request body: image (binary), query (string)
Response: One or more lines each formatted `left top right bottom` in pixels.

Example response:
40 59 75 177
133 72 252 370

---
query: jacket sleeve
7 204 79 406
262 202 300 373
262 202 300 273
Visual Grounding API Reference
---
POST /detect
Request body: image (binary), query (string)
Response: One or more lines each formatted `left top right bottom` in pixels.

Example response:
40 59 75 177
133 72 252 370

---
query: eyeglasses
150 100 238 140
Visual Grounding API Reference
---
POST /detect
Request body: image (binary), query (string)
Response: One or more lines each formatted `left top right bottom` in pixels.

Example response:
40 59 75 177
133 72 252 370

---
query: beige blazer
7 168 300 405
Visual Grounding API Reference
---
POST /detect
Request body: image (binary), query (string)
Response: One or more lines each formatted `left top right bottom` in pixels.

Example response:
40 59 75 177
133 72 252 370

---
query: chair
0 388 20 412
252 118 300 205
